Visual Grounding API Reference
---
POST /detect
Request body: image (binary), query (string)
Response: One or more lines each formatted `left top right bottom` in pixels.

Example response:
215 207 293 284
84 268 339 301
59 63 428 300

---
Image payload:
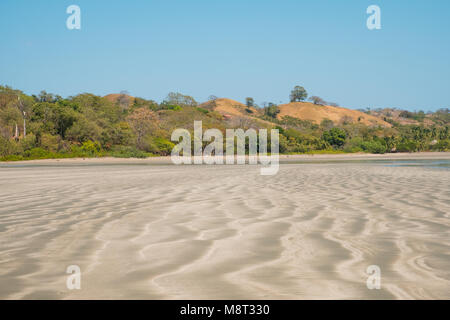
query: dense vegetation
0 85 449 161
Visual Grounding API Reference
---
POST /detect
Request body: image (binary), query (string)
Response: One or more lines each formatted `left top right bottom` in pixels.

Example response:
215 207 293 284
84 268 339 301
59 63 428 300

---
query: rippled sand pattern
0 163 449 299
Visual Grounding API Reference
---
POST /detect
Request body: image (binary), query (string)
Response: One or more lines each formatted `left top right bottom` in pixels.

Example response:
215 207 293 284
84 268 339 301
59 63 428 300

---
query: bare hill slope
278 102 391 127
199 98 258 117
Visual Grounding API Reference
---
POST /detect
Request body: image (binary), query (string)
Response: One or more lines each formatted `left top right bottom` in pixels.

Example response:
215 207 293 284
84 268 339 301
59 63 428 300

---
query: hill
199 98 259 117
198 98 273 127
104 93 135 107
277 102 392 127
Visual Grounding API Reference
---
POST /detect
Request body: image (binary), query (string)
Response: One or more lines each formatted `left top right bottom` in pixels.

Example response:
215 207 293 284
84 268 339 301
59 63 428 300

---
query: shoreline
2 151 450 165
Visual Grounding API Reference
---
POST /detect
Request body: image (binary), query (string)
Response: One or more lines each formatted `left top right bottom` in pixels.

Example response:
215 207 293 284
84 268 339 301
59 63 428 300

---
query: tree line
0 85 448 161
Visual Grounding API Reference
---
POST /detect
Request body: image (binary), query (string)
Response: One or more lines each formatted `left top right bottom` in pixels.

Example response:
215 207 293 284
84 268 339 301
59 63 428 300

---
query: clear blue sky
1 0 449 111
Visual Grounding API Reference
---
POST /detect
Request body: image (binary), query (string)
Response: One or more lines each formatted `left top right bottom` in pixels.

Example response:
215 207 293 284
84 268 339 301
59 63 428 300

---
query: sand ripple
0 162 449 299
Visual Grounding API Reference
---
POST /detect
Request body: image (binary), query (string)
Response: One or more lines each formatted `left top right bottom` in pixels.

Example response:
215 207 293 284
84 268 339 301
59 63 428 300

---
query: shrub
160 104 182 111
0 136 20 156
396 140 418 152
0 154 24 161
40 133 60 152
81 140 102 156
20 133 37 151
196 107 209 114
109 146 148 158
323 128 346 148
154 137 175 155
343 137 364 153
432 139 450 151
24 147 52 159
360 140 387 154
144 136 175 155
168 105 182 111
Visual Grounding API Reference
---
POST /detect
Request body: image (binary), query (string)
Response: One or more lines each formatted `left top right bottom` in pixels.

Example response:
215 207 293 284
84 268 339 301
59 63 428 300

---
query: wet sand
0 158 449 299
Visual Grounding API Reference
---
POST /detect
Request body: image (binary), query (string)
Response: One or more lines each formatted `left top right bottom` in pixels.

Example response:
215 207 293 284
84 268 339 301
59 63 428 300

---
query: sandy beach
5 151 450 165
0 154 449 299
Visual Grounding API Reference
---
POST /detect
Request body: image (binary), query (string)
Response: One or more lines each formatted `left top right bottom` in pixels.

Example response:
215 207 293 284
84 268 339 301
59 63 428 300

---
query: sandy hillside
104 93 135 107
199 98 259 117
199 98 272 127
278 102 392 127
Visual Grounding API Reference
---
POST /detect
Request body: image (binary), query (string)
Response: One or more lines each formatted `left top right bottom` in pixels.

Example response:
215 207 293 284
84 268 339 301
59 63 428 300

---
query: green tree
264 103 280 118
37 90 57 103
245 97 254 108
323 128 347 148
66 116 101 143
290 86 308 102
31 102 77 138
163 92 197 108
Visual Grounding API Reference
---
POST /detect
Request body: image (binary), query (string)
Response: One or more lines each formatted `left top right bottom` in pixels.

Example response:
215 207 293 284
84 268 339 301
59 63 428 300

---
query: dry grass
199 98 272 127
277 102 392 127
